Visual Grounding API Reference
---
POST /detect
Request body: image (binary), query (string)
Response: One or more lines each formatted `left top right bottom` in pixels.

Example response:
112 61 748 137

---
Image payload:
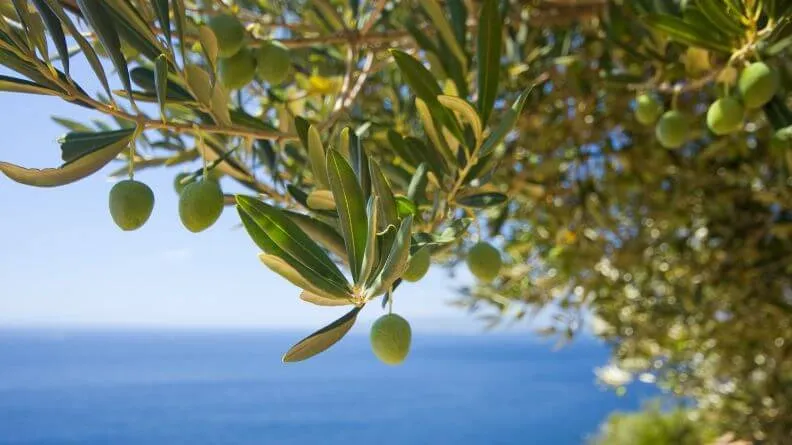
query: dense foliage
591 401 718 445
1 0 791 441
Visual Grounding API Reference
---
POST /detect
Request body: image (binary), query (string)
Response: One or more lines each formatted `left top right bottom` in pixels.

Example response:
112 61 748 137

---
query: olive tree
1 0 791 441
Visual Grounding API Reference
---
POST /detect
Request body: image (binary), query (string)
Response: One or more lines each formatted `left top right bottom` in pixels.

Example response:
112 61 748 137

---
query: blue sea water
0 329 655 445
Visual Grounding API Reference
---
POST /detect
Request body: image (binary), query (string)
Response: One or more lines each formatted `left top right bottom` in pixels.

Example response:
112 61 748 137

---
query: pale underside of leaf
0 129 135 187
282 306 363 362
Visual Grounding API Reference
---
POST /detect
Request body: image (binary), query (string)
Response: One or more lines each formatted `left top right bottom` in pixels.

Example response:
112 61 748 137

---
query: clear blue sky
0 59 528 333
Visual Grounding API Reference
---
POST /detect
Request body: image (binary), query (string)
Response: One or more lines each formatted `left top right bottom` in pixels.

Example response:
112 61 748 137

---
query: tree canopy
1 0 791 441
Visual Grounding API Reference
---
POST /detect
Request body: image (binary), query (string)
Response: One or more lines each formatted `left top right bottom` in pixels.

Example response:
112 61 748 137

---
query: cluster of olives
368 241 503 365
208 14 292 90
108 172 225 233
399 241 503 284
635 62 780 148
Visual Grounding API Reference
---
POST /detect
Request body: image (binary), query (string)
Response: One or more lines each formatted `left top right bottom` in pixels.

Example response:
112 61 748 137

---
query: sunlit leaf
326 148 368 282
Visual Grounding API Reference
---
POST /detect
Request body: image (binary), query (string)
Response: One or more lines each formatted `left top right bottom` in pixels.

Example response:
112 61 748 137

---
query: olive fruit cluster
108 172 224 233
635 62 780 148
208 14 292 90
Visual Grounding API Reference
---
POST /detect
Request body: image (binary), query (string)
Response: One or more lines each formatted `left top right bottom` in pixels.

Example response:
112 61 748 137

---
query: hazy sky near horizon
0 60 540 333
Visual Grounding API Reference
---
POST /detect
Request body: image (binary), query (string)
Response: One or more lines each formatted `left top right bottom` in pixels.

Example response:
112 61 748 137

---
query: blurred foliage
590 401 717 445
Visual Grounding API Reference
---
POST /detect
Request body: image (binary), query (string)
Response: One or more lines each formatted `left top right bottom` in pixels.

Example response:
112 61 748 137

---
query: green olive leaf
154 54 169 121
479 86 535 157
365 215 413 299
476 0 502 126
75 0 133 102
151 0 171 48
30 0 69 74
283 210 347 260
282 306 362 363
358 197 380 287
0 74 58 95
308 125 329 188
326 148 368 282
39 0 111 97
299 290 352 307
407 162 429 204
368 159 399 229
237 209 352 300
456 192 508 208
236 195 349 286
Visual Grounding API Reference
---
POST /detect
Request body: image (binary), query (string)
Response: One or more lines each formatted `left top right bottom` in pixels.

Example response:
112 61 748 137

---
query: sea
0 329 656 445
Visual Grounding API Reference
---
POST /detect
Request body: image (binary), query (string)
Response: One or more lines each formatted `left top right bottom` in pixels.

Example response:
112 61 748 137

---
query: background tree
1 0 791 441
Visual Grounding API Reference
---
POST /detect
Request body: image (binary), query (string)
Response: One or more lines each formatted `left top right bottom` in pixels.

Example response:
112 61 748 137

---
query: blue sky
0 59 532 333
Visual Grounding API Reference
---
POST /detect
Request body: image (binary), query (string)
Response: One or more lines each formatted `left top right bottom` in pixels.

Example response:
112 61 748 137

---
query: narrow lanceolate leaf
438 95 483 148
421 0 467 70
40 0 111 97
407 163 429 204
456 192 508 208
365 216 413 299
59 128 137 163
283 210 347 260
391 49 442 105
238 211 351 300
348 130 370 201
76 0 132 99
172 0 186 61
198 25 218 70
0 75 58 95
642 14 734 53
416 98 455 168
697 0 743 37
12 0 47 58
185 64 212 106
282 306 362 363
0 127 136 187
308 125 329 188
326 149 368 282
236 195 348 285
257 254 351 303
300 290 351 307
479 86 534 157
368 160 399 229
152 0 171 47
210 83 232 126
358 197 380 287
476 0 502 125
30 0 69 74
295 116 312 151
390 50 464 143
154 54 168 121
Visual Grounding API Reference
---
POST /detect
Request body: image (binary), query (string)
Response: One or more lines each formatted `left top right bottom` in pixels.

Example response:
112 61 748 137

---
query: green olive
402 248 431 282
370 314 411 365
655 111 689 149
738 62 780 109
466 242 502 282
256 40 291 84
218 49 256 90
178 180 224 233
706 97 744 136
109 180 155 231
635 94 663 126
208 14 246 58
